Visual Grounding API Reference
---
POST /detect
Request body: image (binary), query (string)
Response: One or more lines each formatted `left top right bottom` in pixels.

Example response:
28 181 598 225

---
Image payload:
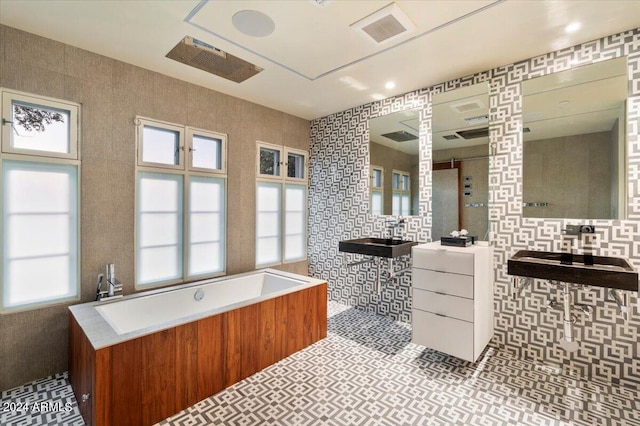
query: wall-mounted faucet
385 217 406 240
560 224 596 265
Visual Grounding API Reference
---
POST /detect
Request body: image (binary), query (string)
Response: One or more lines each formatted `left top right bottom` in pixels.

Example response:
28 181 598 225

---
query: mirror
431 83 490 241
368 109 420 216
522 57 627 219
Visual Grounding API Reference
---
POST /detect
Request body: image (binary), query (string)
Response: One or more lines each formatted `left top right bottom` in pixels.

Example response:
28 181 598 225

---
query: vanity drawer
412 268 474 299
412 309 474 362
413 289 474 322
412 248 474 275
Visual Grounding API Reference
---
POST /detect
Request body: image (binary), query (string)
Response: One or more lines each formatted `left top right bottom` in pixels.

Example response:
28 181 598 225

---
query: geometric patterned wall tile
310 28 640 388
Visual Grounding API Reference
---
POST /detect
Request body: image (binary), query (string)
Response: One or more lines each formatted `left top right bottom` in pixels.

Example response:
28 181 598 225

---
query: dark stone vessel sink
339 237 418 258
508 250 638 291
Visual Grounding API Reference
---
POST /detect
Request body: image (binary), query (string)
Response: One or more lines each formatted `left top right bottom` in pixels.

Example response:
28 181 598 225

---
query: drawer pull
435 313 447 318
435 291 447 296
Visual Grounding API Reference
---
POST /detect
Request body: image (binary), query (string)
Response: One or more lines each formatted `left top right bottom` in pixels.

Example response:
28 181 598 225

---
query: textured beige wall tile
81 159 135 300
112 61 155 99
0 305 69 390
2 26 65 73
64 76 113 160
64 45 114 87
111 88 154 164
153 73 188 124
0 60 65 99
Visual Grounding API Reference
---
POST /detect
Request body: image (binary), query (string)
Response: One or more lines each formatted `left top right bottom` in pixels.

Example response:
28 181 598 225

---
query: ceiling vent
351 3 414 44
463 114 489 126
456 127 489 139
382 130 417 142
166 36 263 83
450 99 484 114
443 134 460 141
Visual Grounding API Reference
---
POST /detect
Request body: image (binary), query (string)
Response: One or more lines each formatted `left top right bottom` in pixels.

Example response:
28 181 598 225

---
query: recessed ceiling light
385 81 396 90
565 22 581 34
232 10 275 37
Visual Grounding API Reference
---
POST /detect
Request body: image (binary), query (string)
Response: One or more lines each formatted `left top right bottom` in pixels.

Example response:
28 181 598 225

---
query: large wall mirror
432 83 490 241
522 57 627 219
368 109 420 216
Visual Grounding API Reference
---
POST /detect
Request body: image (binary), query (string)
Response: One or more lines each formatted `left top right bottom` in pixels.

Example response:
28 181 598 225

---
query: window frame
0 88 81 313
135 116 227 289
136 117 185 170
255 141 308 268
370 165 384 215
186 126 227 175
392 169 411 215
1 89 80 160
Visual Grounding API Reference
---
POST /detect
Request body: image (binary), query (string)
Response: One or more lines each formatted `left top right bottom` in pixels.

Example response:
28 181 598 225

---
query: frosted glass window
284 184 306 261
188 176 225 277
402 175 410 191
287 152 305 179
259 147 281 177
141 125 181 165
137 172 183 285
192 134 222 171
371 191 383 215
256 181 282 266
10 101 70 154
2 161 78 310
401 194 410 215
392 193 401 216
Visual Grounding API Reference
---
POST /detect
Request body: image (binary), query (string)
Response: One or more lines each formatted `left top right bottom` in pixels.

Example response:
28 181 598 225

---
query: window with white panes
256 142 307 267
135 117 227 287
370 165 384 215
392 170 411 216
0 88 81 312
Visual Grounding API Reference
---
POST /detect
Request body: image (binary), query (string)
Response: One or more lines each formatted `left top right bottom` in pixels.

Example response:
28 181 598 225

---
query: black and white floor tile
3 302 640 426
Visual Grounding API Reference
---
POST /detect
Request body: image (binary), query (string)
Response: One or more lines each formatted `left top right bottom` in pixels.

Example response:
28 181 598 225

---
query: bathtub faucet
96 263 123 301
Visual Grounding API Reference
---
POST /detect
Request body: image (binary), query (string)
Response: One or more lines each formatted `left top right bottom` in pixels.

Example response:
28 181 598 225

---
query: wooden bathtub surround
69 283 327 426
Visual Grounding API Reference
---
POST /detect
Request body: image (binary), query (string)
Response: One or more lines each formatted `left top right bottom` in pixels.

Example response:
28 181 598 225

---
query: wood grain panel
239 304 259 380
274 294 289 361
68 316 95 425
257 298 276 371
71 281 328 426
175 322 198 408
225 308 242 387
286 289 306 356
141 329 177 425
197 313 226 400
94 348 111 426
111 337 142 426
317 284 328 340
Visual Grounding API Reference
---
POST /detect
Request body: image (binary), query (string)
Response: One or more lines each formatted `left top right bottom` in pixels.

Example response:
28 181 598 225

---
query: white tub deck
69 269 325 349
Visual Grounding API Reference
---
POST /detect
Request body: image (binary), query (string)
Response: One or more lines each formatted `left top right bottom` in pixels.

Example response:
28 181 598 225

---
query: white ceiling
0 0 638 120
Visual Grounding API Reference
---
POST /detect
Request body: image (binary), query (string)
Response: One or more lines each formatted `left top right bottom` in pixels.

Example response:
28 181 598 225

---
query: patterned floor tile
2 302 639 426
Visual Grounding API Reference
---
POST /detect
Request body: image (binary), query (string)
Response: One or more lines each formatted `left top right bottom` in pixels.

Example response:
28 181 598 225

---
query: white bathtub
94 269 314 336
69 269 327 425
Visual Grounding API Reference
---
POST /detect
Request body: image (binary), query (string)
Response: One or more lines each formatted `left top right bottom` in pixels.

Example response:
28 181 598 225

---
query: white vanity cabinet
411 242 494 362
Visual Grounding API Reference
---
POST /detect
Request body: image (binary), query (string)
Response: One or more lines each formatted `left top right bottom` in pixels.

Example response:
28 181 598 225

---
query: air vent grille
362 14 407 43
381 130 417 142
451 100 484 113
443 134 460 140
456 127 489 139
351 3 414 45
166 36 263 83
